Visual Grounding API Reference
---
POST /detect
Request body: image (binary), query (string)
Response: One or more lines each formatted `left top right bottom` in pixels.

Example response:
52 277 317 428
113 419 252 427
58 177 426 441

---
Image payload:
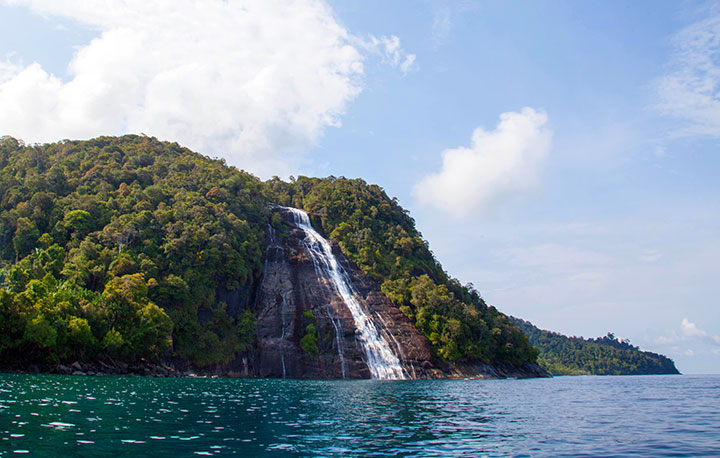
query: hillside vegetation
0 135 536 370
266 176 537 364
511 318 679 375
0 135 265 367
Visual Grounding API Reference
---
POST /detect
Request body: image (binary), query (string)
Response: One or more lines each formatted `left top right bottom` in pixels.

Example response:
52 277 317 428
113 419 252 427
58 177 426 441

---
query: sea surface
0 373 718 457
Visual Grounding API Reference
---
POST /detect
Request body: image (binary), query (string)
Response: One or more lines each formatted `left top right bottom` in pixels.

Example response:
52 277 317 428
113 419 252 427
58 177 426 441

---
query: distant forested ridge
0 135 537 372
510 318 680 375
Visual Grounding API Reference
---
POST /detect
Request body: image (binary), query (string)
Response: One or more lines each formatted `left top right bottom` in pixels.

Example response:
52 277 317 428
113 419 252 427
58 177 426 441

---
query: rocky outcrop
249 206 548 380
3 206 547 380
252 216 368 379
252 208 434 379
330 242 436 378
432 361 550 379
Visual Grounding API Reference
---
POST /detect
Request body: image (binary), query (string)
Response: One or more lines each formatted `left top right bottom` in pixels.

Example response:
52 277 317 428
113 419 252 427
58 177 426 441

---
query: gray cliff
243 206 547 380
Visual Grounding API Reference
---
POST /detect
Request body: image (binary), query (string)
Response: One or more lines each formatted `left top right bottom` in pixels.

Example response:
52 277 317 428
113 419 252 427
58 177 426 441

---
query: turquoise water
0 374 718 457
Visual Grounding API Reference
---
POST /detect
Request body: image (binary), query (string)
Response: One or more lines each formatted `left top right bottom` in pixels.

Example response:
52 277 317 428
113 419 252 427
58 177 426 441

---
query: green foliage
66 317 95 353
236 309 257 352
13 217 40 258
511 318 680 375
0 135 540 370
299 310 319 356
300 324 320 356
63 210 93 239
190 303 253 367
23 314 57 349
0 136 266 367
102 328 125 355
131 303 173 360
0 267 174 363
266 176 538 365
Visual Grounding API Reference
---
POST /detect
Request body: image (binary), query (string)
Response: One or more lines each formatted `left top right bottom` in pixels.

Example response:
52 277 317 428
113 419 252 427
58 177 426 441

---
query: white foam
283 207 405 380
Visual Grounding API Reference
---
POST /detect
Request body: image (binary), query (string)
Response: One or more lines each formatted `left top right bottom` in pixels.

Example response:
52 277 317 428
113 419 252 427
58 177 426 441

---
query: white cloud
0 0 414 177
655 12 720 137
0 57 23 82
654 335 680 345
657 319 720 349
414 107 552 218
681 318 720 345
681 318 706 337
359 35 416 74
431 7 452 46
429 2 478 48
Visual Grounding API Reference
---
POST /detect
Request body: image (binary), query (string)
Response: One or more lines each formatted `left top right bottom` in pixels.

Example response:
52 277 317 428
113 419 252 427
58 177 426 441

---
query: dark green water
1 373 718 457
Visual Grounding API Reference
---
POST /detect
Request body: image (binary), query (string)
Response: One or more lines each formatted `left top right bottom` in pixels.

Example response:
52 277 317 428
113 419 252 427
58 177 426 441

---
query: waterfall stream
284 207 405 380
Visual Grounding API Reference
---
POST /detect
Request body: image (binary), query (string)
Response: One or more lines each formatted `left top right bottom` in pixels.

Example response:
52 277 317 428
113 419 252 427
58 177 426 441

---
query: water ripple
0 374 718 457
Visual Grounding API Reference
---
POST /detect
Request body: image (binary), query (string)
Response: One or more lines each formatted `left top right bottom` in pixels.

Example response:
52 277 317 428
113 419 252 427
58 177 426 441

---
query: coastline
0 360 550 380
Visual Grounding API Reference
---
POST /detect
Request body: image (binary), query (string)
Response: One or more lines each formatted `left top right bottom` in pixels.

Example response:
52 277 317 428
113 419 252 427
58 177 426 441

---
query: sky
1 0 719 374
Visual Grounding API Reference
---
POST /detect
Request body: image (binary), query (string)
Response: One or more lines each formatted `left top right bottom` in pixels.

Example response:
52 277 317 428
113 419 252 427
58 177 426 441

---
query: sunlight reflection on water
0 374 718 457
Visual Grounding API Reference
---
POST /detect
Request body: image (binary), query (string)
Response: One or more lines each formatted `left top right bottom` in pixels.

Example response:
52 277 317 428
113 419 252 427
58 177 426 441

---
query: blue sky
1 0 719 373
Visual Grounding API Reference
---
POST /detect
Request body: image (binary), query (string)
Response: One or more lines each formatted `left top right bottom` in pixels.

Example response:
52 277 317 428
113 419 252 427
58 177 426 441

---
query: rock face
252 206 434 379
249 206 547 380
2 205 548 380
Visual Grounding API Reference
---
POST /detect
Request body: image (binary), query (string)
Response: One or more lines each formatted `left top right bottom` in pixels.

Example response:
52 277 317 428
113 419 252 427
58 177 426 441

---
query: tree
131 303 173 360
13 217 40 258
66 317 96 358
236 309 256 352
23 314 57 350
300 324 319 356
103 215 138 253
63 210 93 239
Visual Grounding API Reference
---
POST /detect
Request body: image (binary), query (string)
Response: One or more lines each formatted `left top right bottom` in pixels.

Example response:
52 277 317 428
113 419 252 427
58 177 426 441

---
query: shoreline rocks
1 360 549 380
1 360 187 378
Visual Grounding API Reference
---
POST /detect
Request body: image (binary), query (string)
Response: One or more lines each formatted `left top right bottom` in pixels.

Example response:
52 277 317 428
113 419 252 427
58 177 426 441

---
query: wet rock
11 205 547 381
249 206 548 380
253 207 435 379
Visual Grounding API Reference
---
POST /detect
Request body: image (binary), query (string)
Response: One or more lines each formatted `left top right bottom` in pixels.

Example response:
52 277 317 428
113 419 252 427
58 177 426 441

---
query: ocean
1 373 718 457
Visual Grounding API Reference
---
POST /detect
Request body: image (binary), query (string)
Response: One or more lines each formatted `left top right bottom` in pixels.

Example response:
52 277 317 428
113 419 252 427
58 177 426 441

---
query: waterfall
280 294 287 380
283 207 405 380
327 308 348 379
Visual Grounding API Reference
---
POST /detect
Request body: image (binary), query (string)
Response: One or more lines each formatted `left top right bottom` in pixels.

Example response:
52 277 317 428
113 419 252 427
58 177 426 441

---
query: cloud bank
0 0 414 177
681 318 720 345
656 318 720 351
414 107 552 218
655 11 720 137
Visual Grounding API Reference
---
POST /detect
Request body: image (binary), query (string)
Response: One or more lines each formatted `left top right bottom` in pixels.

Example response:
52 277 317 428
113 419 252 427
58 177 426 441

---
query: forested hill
0 135 537 372
264 176 536 364
0 135 267 367
510 318 680 375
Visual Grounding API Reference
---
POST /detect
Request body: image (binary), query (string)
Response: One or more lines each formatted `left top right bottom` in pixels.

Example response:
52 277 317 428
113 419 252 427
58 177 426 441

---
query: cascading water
284 207 406 380
326 308 348 379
